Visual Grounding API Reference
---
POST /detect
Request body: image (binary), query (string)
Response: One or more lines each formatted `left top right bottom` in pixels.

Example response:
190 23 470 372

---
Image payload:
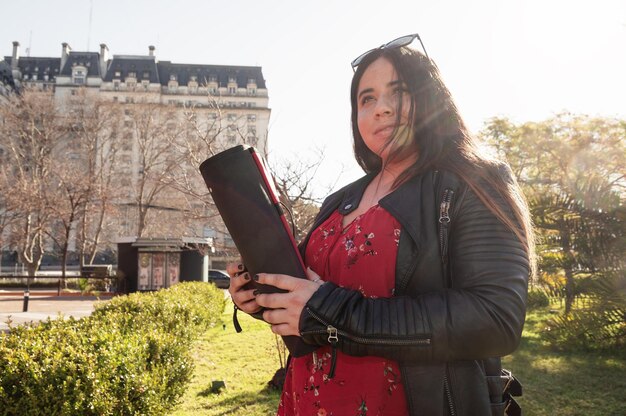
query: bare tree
270 147 338 240
67 93 122 266
120 102 187 237
0 88 65 275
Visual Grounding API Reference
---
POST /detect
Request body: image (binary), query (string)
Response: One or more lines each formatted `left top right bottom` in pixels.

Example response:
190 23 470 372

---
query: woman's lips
374 125 396 139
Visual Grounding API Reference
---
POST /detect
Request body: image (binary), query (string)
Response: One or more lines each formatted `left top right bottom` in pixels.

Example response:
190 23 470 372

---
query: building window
228 87 236 94
168 79 178 91
113 80 120 91
73 69 85 84
247 114 257 122
247 78 257 95
143 71 150 79
114 70 121 78
128 71 136 79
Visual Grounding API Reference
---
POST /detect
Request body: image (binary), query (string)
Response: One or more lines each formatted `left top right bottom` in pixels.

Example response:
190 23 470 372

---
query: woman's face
356 57 412 162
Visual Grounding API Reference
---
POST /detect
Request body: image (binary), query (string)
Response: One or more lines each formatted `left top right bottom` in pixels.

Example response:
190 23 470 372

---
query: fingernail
237 264 244 271
243 272 250 280
253 289 259 296
234 272 241 277
253 274 259 281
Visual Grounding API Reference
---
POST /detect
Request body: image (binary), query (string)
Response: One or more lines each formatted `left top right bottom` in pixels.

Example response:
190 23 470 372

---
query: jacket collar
337 171 434 246
337 172 377 215
380 174 427 246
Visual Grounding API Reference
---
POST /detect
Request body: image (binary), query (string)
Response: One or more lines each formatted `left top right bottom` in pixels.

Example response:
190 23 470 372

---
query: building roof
0 59 13 85
4 56 61 80
156 62 266 88
0 59 16 95
59 51 101 77
103 55 160 83
4 44 267 89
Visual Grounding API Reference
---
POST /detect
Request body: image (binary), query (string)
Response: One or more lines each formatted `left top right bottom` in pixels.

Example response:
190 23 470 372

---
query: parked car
208 269 230 289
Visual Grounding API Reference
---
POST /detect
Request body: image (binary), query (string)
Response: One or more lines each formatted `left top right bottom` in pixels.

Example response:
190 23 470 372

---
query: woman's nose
375 95 394 117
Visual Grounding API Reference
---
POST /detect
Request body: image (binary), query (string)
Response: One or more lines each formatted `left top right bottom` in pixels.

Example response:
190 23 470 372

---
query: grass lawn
503 307 626 416
171 300 626 415
170 299 281 416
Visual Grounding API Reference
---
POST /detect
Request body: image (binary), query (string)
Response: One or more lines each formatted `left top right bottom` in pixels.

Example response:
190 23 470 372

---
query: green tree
480 113 625 348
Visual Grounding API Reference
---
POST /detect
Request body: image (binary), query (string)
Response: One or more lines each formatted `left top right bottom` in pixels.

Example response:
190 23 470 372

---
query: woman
228 34 533 416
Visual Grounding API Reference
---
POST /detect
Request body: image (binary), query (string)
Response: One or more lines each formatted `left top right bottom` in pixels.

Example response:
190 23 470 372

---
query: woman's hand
254 267 324 337
226 262 261 314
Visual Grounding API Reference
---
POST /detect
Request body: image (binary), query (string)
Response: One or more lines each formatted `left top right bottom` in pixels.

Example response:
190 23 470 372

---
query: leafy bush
527 288 550 309
0 282 225 416
542 273 625 351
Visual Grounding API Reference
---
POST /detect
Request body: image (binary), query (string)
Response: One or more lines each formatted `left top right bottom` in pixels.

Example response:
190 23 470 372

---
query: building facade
2 41 271 264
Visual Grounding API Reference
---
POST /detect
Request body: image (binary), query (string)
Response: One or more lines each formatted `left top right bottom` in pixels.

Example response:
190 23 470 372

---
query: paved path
0 293 112 333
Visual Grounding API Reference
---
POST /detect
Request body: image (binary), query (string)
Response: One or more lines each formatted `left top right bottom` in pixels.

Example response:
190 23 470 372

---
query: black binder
199 145 316 356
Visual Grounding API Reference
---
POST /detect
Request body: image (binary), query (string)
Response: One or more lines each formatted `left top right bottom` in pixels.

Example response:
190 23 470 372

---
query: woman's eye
360 96 374 105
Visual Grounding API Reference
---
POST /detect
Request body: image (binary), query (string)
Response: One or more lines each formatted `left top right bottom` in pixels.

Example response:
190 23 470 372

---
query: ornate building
2 41 271 263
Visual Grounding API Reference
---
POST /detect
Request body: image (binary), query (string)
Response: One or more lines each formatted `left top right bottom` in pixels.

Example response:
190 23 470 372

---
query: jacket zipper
440 188 457 415
301 307 432 378
439 188 453 265
444 365 457 416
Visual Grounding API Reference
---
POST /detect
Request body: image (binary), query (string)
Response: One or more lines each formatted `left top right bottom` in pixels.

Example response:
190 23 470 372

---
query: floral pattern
277 205 408 415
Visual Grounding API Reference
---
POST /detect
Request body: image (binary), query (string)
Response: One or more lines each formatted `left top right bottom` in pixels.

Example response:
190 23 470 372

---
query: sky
1 0 624 195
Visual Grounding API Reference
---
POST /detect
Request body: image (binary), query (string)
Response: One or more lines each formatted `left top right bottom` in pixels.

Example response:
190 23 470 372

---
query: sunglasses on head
350 33 430 71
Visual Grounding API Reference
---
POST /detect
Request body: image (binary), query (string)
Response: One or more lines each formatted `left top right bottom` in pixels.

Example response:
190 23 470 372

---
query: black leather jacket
298 169 529 416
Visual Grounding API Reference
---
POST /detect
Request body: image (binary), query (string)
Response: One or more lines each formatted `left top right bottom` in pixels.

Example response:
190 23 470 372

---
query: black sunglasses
350 33 429 71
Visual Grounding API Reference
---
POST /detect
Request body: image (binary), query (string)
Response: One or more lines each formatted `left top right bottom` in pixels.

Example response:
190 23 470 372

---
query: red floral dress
278 205 408 416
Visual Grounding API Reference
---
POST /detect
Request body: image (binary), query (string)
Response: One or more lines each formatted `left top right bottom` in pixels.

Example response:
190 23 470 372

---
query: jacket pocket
490 401 506 416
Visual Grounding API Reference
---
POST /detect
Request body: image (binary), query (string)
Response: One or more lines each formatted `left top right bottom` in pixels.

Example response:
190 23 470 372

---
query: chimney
61 42 71 69
99 43 109 76
148 45 155 57
11 41 19 70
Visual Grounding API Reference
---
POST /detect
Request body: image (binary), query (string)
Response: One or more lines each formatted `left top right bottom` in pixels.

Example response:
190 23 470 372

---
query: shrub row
0 282 225 416
526 288 551 309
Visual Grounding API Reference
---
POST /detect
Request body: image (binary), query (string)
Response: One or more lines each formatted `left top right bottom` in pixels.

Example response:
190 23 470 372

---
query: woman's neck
377 153 418 188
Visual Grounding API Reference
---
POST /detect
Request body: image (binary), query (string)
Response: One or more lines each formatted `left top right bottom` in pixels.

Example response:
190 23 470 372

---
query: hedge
0 282 225 416
526 288 551 309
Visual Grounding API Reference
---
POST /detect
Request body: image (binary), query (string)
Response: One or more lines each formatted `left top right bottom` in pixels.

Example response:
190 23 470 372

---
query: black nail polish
253 274 259 281
253 289 259 296
237 264 244 271
243 273 250 280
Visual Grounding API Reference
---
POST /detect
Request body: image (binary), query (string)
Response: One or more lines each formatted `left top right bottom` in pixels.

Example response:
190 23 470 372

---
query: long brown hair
350 47 535 274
